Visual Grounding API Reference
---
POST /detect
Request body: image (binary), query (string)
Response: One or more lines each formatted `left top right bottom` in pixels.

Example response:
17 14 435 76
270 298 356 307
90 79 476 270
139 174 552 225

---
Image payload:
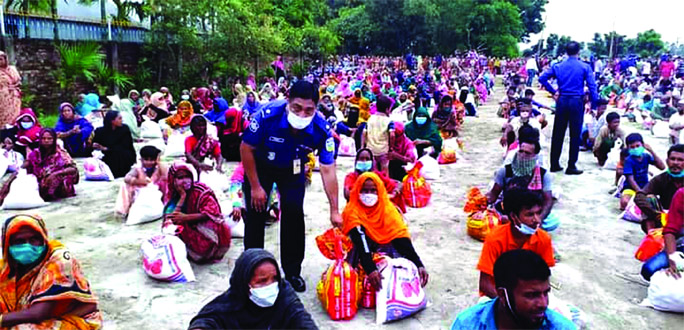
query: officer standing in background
240 81 342 292
539 41 599 175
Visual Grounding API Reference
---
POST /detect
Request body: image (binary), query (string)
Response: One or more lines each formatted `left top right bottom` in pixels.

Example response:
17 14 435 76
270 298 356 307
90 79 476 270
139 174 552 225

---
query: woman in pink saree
0 51 22 127
163 162 231 263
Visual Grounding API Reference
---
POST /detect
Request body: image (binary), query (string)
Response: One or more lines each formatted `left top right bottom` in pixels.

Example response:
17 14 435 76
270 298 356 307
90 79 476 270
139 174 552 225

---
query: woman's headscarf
15 108 42 147
79 93 101 117
103 110 119 131
391 121 415 158
188 249 309 329
150 92 168 111
205 97 229 124
342 172 410 244
196 87 214 111
142 89 152 106
165 101 194 128
166 162 198 200
405 107 443 151
223 108 245 136
242 92 261 115
55 103 93 156
38 128 58 156
0 215 100 319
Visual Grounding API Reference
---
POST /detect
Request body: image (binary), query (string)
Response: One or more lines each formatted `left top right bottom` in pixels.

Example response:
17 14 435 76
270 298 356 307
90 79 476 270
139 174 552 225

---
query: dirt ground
1 79 683 330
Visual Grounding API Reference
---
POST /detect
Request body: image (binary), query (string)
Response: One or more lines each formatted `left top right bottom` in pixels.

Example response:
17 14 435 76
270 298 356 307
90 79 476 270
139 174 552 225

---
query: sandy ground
1 79 683 330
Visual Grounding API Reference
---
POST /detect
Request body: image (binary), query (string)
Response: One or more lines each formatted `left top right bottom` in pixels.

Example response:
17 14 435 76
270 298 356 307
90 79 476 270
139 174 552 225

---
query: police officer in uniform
240 81 342 292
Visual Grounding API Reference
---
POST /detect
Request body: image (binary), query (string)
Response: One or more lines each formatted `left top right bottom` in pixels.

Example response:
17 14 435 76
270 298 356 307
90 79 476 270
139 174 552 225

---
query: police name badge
249 118 259 132
325 137 335 153
268 152 276 161
293 159 301 175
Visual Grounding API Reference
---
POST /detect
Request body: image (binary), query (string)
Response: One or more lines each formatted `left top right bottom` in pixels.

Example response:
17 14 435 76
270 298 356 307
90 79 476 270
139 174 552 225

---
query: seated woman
342 172 428 291
164 100 194 134
185 116 223 175
220 108 246 161
77 93 102 119
13 108 42 157
0 128 79 202
431 95 460 138
344 148 404 212
163 162 231 263
388 121 417 181
205 97 229 127
115 145 168 217
0 214 102 329
113 90 144 140
92 111 136 178
242 91 262 120
188 249 316 329
405 107 443 158
55 103 94 157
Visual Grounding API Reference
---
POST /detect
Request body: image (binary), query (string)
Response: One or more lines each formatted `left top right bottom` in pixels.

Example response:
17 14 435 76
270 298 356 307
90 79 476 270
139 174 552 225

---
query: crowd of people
0 44 682 329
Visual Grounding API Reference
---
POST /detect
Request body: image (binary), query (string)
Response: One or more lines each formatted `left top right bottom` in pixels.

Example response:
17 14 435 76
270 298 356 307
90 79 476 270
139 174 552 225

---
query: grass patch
38 113 59 128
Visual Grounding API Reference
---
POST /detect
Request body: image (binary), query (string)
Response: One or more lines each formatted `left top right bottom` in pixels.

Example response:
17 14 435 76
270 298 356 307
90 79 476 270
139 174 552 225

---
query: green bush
38 112 59 128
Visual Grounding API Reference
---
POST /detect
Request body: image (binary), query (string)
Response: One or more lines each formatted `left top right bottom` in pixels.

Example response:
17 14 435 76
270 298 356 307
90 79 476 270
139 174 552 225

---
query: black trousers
551 95 584 169
243 165 306 277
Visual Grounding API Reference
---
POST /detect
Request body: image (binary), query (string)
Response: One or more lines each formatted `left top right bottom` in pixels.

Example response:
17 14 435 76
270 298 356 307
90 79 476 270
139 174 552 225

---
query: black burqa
92 111 136 178
188 249 318 330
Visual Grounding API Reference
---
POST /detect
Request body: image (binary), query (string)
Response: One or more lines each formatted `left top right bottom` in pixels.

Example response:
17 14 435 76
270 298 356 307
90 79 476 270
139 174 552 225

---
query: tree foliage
587 29 666 59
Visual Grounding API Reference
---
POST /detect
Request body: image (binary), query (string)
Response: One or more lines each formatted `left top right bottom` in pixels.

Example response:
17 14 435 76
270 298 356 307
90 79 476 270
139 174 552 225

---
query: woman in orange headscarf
0 215 102 329
341 172 428 291
165 100 194 129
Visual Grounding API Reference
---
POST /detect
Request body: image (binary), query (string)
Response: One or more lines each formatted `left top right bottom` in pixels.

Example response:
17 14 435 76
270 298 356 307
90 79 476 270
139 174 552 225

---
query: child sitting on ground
1 137 24 173
115 145 168 217
593 112 625 166
363 95 394 174
621 133 666 209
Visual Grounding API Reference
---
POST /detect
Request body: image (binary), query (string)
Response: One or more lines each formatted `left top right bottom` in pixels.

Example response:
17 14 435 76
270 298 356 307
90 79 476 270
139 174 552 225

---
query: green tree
634 29 665 58
513 0 548 41
588 33 607 57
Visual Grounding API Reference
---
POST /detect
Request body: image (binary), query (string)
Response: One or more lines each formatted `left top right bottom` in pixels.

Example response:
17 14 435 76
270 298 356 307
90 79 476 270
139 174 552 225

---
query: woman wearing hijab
259 83 276 102
220 108 246 161
242 92 261 120
188 249 317 330
0 51 22 127
431 95 460 138
113 89 143 140
13 108 42 156
150 92 169 113
388 121 417 181
233 83 247 108
165 100 194 131
0 215 102 329
195 87 214 112
204 97 229 126
0 128 79 203
342 172 428 291
78 93 101 118
343 148 405 213
163 162 231 263
92 111 136 178
141 89 152 106
405 107 443 157
185 115 223 175
55 103 94 157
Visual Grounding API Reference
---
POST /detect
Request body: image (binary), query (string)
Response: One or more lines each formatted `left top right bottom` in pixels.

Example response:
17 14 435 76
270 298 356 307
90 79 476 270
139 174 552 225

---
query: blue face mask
415 117 427 125
356 160 373 172
515 221 538 236
667 169 684 178
629 146 646 157
9 243 46 265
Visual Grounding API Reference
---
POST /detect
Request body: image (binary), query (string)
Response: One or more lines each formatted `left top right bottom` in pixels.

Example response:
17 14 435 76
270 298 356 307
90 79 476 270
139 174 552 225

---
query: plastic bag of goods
376 257 427 324
315 228 359 321
140 234 196 283
126 184 164 225
1 170 48 210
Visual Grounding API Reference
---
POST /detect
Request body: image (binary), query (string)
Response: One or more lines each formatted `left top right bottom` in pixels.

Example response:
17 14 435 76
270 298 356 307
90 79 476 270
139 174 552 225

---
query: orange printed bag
464 187 501 241
635 228 664 262
315 228 360 320
402 162 432 208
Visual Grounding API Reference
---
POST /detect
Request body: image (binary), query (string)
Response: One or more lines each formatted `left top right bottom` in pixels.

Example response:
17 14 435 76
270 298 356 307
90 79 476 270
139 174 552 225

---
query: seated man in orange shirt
478 189 556 298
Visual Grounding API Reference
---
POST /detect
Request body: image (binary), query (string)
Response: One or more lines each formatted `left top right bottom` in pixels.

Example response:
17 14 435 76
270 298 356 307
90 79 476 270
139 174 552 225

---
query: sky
522 0 684 48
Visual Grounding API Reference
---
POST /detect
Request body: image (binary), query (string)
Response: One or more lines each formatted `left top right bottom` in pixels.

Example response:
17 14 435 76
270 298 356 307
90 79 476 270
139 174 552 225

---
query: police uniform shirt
242 100 335 170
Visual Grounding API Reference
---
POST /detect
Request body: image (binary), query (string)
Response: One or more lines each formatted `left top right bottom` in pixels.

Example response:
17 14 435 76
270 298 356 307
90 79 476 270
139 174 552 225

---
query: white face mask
181 95 190 100
20 121 34 130
249 281 279 307
360 193 378 207
287 111 314 130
